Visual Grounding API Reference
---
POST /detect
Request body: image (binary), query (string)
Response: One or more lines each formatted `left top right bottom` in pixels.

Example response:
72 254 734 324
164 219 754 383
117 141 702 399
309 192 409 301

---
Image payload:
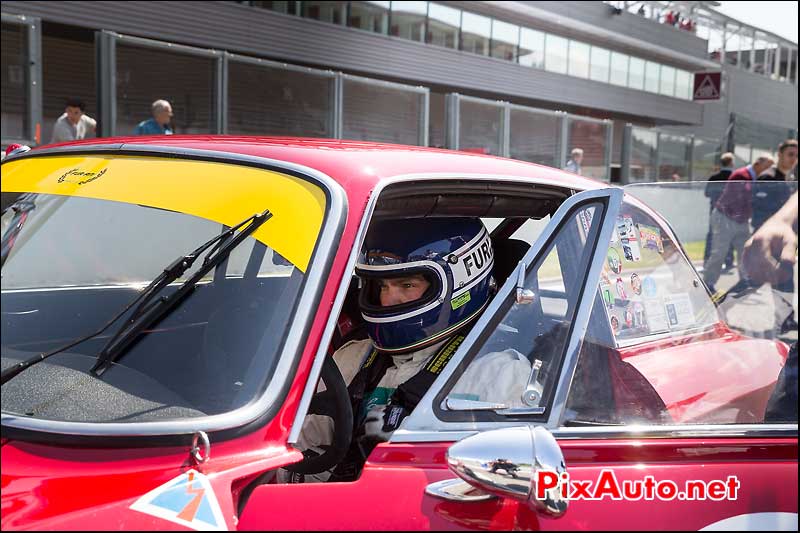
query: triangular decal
130 469 227 531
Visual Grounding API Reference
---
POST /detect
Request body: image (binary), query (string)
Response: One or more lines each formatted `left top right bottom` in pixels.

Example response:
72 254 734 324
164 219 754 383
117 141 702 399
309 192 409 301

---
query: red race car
1 137 797 531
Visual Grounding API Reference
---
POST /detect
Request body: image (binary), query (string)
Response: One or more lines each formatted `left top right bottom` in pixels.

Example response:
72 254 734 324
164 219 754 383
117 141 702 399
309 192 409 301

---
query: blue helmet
355 217 494 354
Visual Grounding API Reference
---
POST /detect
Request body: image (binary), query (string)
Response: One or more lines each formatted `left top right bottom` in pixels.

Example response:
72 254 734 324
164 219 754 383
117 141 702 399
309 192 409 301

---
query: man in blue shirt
134 99 174 135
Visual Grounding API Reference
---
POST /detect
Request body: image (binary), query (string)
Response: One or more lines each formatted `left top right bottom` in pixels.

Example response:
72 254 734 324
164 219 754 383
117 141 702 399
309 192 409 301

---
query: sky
713 1 798 43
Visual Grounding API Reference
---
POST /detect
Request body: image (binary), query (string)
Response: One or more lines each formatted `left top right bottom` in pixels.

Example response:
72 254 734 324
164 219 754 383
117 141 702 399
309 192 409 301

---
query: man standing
703 152 736 268
134 99 174 135
50 98 96 144
703 154 774 293
564 148 584 175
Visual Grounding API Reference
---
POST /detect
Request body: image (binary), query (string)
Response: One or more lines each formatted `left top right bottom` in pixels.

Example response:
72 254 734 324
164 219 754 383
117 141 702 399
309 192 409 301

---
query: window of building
644 60 660 93
490 19 519 62
545 34 569 75
518 27 545 69
609 51 628 87
675 69 692 100
1 22 30 142
426 2 460 49
348 1 390 34
568 40 590 78
628 56 645 90
590 46 611 83
460 11 491 56
659 65 676 97
301 1 347 24
390 1 427 42
249 1 300 15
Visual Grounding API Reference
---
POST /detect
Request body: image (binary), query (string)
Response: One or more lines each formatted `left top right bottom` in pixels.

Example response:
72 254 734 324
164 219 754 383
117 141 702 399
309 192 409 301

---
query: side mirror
445 426 568 517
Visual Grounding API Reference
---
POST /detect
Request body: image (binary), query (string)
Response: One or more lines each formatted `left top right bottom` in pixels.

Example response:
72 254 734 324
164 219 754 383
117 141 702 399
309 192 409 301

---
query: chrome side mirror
445 426 568 517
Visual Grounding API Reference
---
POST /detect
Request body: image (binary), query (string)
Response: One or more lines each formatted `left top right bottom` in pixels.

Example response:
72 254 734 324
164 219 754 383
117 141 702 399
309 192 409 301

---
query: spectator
564 148 584 175
752 140 798 333
50 98 96 144
135 99 174 135
753 140 798 230
741 190 797 422
703 152 736 270
703 154 774 293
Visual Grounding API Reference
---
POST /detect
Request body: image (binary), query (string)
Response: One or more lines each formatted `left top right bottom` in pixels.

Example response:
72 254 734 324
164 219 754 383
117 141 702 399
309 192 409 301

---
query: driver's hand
362 404 409 442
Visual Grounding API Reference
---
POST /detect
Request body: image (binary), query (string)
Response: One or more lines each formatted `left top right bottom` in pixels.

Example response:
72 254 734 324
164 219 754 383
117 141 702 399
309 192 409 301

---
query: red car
1 137 797 531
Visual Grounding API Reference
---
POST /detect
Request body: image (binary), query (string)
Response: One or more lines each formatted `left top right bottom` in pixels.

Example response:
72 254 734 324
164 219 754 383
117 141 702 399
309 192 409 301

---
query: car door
238 187 624 530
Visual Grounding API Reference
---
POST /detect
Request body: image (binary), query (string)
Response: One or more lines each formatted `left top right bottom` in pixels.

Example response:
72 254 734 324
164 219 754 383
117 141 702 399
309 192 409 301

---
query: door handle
425 478 496 502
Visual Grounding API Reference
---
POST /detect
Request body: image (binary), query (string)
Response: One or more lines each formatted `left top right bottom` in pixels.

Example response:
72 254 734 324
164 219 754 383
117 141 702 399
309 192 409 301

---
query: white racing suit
282 336 532 482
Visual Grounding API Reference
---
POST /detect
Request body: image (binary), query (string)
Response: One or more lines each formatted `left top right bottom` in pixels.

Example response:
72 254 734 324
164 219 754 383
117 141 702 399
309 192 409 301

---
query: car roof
38 136 606 194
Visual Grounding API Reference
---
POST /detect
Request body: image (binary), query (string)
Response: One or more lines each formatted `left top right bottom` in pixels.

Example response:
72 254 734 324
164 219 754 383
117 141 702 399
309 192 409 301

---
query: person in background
564 148 584 175
703 152 736 270
703 154 774 293
50 98 96 144
742 190 798 422
134 99 174 135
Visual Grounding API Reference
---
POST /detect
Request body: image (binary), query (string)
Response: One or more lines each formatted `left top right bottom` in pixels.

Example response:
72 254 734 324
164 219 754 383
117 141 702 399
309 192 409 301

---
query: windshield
1 155 327 424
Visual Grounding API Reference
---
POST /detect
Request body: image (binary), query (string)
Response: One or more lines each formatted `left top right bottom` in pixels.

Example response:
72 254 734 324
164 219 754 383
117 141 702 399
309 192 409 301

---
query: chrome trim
191 430 210 464
1 144 348 437
392 423 798 444
289 172 584 445
530 426 568 517
424 478 496 502
520 359 543 407
400 188 619 434
514 261 536 305
549 189 623 428
446 398 509 411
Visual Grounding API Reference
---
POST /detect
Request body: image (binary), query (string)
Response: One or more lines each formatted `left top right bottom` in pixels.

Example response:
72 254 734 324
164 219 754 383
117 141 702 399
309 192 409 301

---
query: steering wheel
283 355 353 475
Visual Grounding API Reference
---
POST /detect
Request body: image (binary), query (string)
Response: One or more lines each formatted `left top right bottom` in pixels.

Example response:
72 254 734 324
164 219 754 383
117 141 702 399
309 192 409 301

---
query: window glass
446 202 604 413
390 1 427 42
458 99 503 155
565 185 795 427
675 69 692 100
427 3 460 49
590 46 611 83
644 61 660 93
1 22 29 141
301 1 347 24
657 134 690 181
342 77 424 145
568 41 590 78
249 1 300 15
628 56 645 90
518 27 545 69
509 108 561 168
609 51 628 87
227 61 334 137
42 32 97 146
460 11 491 56
659 65 676 97
349 1 390 34
490 20 519 61
116 44 216 135
567 119 610 181
545 34 569 75
630 127 658 182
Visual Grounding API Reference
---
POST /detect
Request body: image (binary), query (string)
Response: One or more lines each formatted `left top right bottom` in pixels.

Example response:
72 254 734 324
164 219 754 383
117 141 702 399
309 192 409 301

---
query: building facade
1 1 797 182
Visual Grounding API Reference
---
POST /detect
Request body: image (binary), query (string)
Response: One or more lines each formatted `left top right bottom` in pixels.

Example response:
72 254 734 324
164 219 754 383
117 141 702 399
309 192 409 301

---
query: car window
564 184 796 427
444 201 605 416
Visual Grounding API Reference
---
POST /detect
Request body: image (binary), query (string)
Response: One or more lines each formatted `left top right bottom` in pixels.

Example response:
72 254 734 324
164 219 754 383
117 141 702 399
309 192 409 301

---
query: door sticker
130 469 227 531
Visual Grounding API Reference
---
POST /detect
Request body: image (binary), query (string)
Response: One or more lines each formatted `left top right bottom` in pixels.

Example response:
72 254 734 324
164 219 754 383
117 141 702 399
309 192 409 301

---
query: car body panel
1 137 796 531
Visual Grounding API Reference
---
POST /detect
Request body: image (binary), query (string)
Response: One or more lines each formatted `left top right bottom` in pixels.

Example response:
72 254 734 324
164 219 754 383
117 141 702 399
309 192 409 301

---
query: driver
283 217 530 483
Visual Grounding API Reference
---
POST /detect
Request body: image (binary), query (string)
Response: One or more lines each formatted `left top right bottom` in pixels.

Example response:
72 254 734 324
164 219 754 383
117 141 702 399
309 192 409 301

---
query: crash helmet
355 217 495 354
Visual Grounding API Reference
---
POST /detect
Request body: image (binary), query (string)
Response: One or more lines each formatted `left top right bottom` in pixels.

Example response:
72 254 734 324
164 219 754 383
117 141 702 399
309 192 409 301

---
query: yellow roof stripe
1 155 326 272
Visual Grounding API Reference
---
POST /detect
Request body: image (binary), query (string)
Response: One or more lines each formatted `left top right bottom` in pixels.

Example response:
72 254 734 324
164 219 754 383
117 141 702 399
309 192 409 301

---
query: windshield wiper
1 210 271 385
1 193 37 268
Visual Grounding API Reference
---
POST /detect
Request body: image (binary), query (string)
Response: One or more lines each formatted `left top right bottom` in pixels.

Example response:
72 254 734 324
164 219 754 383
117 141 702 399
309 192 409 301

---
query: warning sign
693 72 722 101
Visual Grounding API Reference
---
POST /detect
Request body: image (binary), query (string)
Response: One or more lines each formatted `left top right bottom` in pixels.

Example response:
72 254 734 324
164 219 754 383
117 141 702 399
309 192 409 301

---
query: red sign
693 72 722 101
